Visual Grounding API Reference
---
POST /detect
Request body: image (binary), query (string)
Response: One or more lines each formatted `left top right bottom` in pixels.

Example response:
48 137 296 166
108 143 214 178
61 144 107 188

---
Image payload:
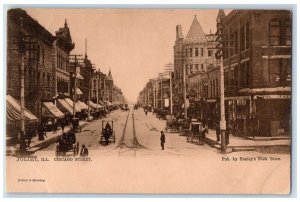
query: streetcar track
116 109 148 151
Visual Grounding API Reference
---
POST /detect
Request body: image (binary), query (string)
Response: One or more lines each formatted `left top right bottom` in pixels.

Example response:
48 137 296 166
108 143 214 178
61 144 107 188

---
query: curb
204 137 290 154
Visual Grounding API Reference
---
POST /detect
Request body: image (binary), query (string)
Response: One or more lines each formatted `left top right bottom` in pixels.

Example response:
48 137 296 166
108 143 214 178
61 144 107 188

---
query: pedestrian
225 121 232 145
53 119 57 134
27 125 33 148
145 109 148 115
216 122 220 142
61 119 65 133
80 144 89 156
160 131 165 150
37 123 45 141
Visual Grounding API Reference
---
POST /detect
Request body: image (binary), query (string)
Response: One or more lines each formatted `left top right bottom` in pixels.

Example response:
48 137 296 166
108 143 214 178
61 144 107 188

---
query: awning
65 98 81 113
77 101 88 110
76 88 83 95
104 101 113 106
57 99 73 115
42 102 65 119
6 95 38 122
76 73 84 80
88 101 103 109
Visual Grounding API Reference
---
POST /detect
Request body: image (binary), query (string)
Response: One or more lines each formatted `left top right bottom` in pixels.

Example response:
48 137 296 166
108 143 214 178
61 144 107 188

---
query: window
224 35 229 58
201 48 204 56
230 28 234 56
269 18 291 46
195 48 199 56
186 65 189 75
216 79 219 96
234 31 238 54
190 65 193 74
190 48 193 57
47 74 50 85
240 26 245 51
240 61 250 88
186 49 188 57
208 50 213 57
246 22 249 49
195 64 199 71
201 64 204 71
42 47 45 64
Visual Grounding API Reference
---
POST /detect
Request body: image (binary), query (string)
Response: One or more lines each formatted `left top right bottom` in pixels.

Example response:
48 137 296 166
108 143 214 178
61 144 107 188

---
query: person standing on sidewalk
61 119 66 133
216 122 220 142
160 131 165 150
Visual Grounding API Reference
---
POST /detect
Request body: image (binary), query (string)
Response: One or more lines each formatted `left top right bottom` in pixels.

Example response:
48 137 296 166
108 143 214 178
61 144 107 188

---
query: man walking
160 131 165 150
80 144 89 156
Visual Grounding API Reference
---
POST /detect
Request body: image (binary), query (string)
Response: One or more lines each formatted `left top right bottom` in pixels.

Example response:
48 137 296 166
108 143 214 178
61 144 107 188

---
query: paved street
6 108 290 194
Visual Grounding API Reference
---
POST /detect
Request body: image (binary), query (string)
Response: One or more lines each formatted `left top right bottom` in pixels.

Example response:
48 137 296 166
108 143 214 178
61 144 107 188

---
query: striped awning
76 88 83 95
57 99 73 115
6 95 38 122
77 101 88 110
42 102 65 119
88 101 103 109
65 98 81 113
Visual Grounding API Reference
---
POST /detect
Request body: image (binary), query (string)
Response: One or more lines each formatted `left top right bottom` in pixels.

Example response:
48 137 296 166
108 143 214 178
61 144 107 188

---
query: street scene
5 8 291 194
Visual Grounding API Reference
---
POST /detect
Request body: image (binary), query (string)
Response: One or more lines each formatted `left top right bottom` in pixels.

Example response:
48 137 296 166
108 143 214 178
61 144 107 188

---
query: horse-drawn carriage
55 131 79 156
186 120 208 145
99 120 116 145
165 115 181 133
179 119 191 136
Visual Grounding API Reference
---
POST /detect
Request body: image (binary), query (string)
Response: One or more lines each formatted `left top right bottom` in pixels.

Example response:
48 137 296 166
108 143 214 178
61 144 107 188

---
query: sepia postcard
5 7 292 195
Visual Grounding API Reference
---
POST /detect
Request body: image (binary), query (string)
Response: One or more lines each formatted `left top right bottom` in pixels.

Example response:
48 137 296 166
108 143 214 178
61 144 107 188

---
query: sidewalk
204 129 291 153
6 120 89 155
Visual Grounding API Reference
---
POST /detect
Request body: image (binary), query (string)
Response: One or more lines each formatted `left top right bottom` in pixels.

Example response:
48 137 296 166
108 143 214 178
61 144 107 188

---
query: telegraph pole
164 63 174 115
183 63 188 120
17 17 26 155
69 54 83 119
215 10 227 153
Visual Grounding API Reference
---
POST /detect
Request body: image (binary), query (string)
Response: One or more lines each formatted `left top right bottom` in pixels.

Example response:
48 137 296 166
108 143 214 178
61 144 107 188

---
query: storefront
6 95 39 144
255 95 291 136
41 101 65 121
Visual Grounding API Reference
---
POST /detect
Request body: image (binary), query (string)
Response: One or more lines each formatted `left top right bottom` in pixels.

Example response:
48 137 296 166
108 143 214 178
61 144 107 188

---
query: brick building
220 10 291 137
173 15 218 115
53 19 75 96
7 9 55 118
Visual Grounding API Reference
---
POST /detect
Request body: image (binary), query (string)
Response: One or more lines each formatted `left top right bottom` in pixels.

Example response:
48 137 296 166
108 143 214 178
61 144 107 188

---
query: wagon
179 119 190 136
165 115 181 133
186 121 208 145
55 131 79 156
99 120 116 145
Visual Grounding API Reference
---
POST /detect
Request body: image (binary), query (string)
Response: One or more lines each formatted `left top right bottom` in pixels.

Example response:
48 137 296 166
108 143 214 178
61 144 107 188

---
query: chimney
176 25 183 40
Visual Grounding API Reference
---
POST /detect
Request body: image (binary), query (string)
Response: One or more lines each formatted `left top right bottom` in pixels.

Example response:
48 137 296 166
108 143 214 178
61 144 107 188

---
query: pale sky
24 8 230 103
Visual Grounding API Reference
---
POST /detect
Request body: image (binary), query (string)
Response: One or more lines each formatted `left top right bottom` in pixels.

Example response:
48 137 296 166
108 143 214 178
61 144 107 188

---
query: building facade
220 10 291 137
7 9 55 118
53 20 75 97
173 16 218 115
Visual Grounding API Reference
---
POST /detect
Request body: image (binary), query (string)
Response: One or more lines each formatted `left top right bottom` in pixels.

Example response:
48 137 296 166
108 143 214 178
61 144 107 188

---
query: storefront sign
256 95 290 99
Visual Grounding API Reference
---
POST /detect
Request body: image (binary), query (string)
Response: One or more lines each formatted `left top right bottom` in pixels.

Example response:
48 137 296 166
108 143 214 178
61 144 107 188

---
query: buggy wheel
55 145 59 156
73 145 77 156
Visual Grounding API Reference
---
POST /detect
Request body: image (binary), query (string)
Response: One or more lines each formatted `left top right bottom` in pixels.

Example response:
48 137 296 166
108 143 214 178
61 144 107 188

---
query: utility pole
215 10 227 153
158 73 164 110
16 17 26 155
183 63 188 120
164 63 174 115
69 54 83 119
